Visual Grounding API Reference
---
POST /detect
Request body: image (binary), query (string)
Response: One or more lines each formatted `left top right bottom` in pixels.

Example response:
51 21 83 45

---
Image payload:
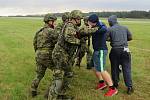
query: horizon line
0 10 150 16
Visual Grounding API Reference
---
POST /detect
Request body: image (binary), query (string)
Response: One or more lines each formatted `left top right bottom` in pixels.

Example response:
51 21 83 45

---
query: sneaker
127 87 134 95
104 88 118 97
96 82 107 90
31 90 37 97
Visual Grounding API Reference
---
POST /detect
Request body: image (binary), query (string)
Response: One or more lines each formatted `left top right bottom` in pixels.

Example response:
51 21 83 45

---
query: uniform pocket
36 50 50 60
122 51 131 60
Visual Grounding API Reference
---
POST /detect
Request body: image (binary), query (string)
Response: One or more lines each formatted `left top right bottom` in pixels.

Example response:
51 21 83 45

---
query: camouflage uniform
62 12 70 23
62 12 76 69
31 14 59 96
48 10 82 100
57 12 76 69
48 11 99 100
56 12 70 38
76 17 93 68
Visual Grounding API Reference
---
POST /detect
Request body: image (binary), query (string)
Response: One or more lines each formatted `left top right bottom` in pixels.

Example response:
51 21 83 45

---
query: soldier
31 13 59 97
76 16 93 69
57 12 76 74
48 10 83 100
45 12 71 99
57 12 70 31
61 12 77 70
62 12 70 23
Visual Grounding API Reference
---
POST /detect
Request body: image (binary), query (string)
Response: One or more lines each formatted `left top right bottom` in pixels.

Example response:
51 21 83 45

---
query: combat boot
44 88 50 99
75 57 81 68
48 92 57 100
57 95 74 100
31 90 37 97
31 79 40 97
86 64 92 69
31 84 38 97
75 63 80 68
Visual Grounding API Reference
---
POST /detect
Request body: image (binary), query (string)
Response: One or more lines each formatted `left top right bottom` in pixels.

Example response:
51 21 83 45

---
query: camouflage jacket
78 25 98 46
79 25 98 36
56 22 65 31
33 24 59 51
57 22 80 56
78 25 89 44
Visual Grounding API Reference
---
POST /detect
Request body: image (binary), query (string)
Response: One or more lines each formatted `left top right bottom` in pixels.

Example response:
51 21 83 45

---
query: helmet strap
74 18 78 25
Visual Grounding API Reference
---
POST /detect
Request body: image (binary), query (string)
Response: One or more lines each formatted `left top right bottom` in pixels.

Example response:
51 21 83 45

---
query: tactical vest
36 27 56 49
57 22 78 56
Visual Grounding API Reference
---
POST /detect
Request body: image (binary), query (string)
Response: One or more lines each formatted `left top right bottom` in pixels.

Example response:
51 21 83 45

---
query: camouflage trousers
31 49 54 92
48 44 74 100
76 43 92 67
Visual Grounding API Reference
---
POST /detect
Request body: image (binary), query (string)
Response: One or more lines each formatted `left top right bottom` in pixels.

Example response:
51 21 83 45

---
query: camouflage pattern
31 23 59 93
43 13 57 22
76 37 93 68
79 26 98 35
76 17 93 68
54 23 76 75
62 12 70 22
83 16 89 26
70 10 83 19
47 10 98 99
56 12 71 37
48 21 80 99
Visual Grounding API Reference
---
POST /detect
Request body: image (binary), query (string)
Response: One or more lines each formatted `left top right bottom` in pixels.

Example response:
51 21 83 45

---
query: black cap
88 14 99 23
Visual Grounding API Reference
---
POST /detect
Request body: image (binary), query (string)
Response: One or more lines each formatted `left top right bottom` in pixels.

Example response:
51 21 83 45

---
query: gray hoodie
107 15 132 48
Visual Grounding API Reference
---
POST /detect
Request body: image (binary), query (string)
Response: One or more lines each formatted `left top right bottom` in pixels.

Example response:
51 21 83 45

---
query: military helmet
70 10 83 19
43 13 57 22
83 16 89 25
62 12 70 22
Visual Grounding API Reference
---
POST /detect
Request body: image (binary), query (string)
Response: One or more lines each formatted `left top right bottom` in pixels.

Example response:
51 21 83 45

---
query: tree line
88 10 150 18
5 10 150 19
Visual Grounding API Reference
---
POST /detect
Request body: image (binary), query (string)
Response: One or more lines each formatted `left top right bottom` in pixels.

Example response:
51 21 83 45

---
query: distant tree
6 10 150 19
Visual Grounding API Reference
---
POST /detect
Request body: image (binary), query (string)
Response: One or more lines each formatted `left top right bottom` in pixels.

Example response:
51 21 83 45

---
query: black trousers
109 48 133 88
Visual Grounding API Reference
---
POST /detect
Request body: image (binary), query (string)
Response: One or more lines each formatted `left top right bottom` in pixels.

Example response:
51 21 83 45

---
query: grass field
0 17 150 100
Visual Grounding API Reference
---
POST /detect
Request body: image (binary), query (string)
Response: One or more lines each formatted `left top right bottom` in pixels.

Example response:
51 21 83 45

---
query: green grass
0 17 150 100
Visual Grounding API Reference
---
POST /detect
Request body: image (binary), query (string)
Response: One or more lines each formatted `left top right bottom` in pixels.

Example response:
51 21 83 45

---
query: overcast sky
0 0 150 16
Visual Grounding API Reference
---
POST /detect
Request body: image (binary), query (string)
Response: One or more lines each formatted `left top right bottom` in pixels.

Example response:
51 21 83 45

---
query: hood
108 15 118 26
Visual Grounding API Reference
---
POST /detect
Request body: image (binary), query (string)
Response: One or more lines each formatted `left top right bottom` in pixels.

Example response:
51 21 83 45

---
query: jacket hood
108 15 118 25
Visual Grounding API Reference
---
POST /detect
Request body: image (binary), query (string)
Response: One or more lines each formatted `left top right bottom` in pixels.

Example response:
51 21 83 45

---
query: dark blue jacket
92 21 108 51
